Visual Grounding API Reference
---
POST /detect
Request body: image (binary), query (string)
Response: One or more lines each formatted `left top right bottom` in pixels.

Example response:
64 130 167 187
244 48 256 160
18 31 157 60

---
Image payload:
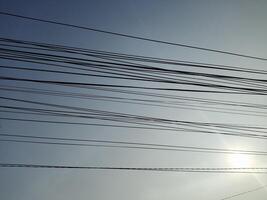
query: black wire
2 105 267 140
1 133 267 156
1 43 267 94
1 84 266 110
1 44 267 90
2 76 258 94
3 37 267 75
2 85 267 118
2 95 267 130
1 163 267 174
1 12 267 61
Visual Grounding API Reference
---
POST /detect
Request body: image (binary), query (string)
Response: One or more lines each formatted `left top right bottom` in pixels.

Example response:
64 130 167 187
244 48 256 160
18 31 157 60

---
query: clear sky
0 0 267 199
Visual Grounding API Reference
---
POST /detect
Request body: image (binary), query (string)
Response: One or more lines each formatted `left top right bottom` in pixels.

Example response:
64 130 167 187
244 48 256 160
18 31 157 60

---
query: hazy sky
1 0 267 199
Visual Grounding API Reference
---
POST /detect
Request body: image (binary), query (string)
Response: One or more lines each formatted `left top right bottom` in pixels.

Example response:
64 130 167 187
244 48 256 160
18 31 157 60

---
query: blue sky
0 0 267 199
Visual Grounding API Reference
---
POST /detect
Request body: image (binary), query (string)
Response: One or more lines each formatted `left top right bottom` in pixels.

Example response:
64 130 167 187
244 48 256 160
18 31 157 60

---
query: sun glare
228 153 252 168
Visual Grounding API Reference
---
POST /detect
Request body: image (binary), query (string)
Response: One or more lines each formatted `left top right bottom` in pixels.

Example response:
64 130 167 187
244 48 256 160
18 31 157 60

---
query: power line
1 43 267 94
2 37 267 90
2 96 267 139
0 11 267 61
3 36 267 75
220 184 267 200
2 39 267 95
1 85 267 118
1 84 267 110
0 96 267 133
3 76 254 94
1 163 267 174
2 133 267 156
1 74 267 95
2 113 267 140
2 95 267 130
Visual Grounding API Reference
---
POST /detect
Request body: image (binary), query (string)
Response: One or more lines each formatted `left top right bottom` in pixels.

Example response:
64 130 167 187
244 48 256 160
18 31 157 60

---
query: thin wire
3 36 267 75
1 11 267 61
2 85 267 118
220 184 267 200
2 133 267 156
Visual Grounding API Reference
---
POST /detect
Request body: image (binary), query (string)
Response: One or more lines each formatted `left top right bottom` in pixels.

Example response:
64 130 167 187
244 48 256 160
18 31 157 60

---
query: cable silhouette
2 133 267 156
1 163 267 174
1 12 267 61
220 184 267 200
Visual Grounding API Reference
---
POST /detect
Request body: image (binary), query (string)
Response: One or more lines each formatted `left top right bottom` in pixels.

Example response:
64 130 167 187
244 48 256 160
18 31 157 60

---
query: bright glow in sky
227 153 252 168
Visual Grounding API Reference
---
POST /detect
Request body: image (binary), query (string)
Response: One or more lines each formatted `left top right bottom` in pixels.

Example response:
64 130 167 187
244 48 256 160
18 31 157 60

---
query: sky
0 0 267 199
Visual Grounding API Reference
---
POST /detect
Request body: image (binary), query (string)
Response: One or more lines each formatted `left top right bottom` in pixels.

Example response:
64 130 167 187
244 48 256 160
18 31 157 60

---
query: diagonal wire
1 11 267 61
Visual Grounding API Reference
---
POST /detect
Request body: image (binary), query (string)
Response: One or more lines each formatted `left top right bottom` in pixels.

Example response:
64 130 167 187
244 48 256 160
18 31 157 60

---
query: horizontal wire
1 133 267 155
1 163 267 174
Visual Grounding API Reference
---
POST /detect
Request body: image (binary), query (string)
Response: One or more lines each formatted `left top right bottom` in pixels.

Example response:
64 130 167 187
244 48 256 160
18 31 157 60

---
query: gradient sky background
1 0 267 199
